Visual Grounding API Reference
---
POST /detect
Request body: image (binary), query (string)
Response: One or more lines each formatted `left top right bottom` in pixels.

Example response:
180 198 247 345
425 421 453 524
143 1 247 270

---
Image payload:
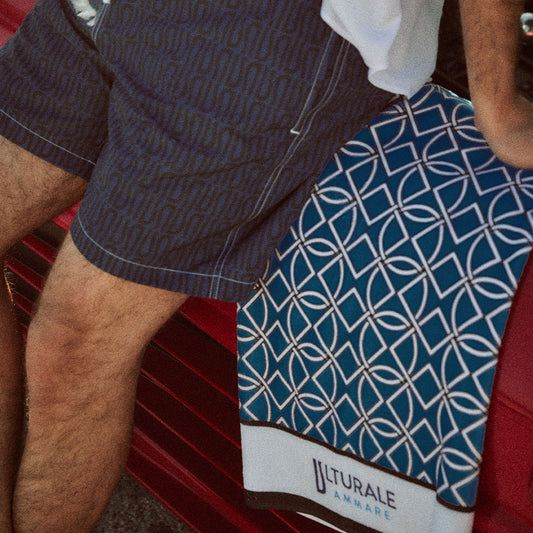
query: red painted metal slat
9 290 34 318
0 0 36 45
0 0 36 23
130 421 302 533
0 26 13 45
135 370 334 533
141 345 240 446
475 398 533 533
51 205 78 231
128 436 242 533
180 298 237 355
136 375 241 485
20 234 57 264
153 318 238 403
4 256 44 292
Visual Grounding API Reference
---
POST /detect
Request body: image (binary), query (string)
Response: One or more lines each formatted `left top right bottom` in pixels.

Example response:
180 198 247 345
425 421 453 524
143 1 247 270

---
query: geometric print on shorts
238 84 533 510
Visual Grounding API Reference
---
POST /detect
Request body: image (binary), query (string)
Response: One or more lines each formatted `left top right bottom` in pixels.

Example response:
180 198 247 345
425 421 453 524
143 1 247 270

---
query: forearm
459 0 524 106
459 0 533 168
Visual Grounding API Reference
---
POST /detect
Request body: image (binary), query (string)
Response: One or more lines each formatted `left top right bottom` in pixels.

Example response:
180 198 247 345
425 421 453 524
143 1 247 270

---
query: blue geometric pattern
238 85 533 509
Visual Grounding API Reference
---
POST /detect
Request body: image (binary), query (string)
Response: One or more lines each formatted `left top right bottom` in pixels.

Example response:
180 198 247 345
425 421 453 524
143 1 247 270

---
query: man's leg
13 233 187 533
0 135 89 531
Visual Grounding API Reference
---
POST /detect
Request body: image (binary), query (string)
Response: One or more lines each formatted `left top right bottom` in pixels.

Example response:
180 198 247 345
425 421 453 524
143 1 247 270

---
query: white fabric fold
321 0 445 97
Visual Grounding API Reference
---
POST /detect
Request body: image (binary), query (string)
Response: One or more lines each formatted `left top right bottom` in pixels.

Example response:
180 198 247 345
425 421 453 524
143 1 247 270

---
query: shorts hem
0 109 95 180
70 213 256 303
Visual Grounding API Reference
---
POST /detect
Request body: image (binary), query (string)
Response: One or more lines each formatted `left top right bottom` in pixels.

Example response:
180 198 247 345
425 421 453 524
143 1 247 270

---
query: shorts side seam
0 108 97 166
208 37 351 298
290 30 336 135
91 0 112 43
253 39 350 218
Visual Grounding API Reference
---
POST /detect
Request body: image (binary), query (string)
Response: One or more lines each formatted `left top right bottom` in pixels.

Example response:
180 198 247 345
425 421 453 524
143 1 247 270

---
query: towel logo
313 459 396 520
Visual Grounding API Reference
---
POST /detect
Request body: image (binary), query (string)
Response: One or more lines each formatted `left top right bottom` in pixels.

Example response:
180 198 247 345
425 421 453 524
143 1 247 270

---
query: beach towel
237 84 533 532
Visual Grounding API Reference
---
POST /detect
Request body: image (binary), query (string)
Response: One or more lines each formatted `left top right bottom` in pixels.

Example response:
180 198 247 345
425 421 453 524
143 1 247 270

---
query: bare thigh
0 135 87 251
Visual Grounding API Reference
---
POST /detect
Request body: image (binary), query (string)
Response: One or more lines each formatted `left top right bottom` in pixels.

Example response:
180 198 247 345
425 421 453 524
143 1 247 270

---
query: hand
473 93 533 170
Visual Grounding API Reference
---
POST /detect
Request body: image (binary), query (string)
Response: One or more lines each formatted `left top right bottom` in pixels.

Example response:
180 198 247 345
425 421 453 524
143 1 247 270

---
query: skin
459 0 533 169
0 136 88 532
0 1 531 530
13 234 187 532
0 136 187 531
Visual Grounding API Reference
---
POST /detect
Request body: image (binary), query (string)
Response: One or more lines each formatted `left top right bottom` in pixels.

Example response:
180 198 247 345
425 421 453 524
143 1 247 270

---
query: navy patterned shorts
0 0 393 301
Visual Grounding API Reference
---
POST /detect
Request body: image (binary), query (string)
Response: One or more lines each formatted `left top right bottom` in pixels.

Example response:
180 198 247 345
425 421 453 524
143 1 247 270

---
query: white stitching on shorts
290 31 335 136
253 40 350 217
91 0 112 42
0 109 97 165
209 35 351 298
75 214 252 286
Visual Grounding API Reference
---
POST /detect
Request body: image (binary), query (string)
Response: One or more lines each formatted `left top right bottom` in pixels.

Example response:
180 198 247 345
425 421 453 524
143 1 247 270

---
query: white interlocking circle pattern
238 85 533 508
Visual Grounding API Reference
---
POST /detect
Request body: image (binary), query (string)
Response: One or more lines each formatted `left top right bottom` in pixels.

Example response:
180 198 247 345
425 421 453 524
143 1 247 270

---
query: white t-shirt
321 0 445 97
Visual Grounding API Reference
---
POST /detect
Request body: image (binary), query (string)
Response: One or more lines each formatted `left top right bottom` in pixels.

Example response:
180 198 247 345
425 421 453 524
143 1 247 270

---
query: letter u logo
313 459 326 494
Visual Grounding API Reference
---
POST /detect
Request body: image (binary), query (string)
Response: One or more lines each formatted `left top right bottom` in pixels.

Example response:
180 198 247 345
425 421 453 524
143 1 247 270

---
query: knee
31 278 112 338
26 275 138 372
24 233 185 395
24 306 102 406
30 240 139 347
24 302 144 418
27 298 95 358
24 269 135 400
